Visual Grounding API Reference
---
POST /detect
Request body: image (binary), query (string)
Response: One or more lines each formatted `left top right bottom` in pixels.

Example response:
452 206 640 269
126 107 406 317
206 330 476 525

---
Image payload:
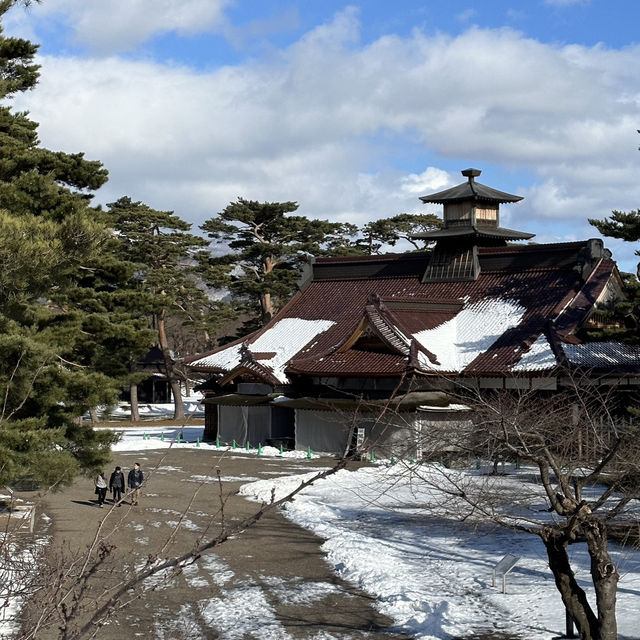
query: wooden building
186 169 640 455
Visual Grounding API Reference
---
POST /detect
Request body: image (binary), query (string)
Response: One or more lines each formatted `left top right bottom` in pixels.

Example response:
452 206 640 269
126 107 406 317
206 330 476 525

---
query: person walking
109 465 125 505
94 472 107 508
127 462 144 506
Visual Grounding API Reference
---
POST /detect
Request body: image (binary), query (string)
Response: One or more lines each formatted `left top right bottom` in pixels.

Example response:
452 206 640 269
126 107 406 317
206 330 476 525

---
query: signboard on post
492 554 520 594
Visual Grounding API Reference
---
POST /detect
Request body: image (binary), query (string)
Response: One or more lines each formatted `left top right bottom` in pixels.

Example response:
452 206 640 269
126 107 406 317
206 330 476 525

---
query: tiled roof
419 179 523 204
562 342 640 373
187 317 335 383
187 241 638 382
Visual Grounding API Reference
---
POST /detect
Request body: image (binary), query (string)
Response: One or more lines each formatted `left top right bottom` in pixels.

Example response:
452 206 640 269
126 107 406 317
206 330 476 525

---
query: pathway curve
25 447 410 640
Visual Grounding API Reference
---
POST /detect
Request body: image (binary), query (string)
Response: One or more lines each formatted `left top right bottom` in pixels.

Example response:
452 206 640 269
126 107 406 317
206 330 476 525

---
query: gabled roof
187 240 637 383
186 317 335 384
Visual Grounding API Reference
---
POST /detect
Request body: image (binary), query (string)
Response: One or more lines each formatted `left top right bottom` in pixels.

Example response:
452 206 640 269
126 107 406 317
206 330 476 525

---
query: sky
4 0 640 272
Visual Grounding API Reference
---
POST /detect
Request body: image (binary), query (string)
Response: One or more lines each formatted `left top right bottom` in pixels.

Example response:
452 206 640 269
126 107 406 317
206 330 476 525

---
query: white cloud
13 0 231 54
8 8 640 272
400 168 452 195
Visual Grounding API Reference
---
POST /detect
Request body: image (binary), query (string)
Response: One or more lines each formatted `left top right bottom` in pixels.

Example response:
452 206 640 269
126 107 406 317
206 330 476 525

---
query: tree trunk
541 529 600 640
169 378 184 420
129 383 140 422
260 256 275 323
89 407 99 425
584 520 619 640
156 311 185 421
260 291 273 325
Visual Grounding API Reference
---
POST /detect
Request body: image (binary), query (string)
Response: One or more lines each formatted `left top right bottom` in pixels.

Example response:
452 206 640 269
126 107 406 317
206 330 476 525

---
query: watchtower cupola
415 168 534 282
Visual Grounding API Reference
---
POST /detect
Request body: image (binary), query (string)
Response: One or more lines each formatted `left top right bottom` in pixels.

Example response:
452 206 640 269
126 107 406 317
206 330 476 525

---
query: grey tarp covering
247 405 270 445
218 405 271 445
294 409 427 457
295 410 351 454
218 405 248 445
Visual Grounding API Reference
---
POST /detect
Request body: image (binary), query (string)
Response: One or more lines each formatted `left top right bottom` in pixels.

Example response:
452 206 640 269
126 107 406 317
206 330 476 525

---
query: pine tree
106 197 212 420
0 2 147 485
589 209 640 276
589 204 640 419
589 210 640 339
354 213 442 255
201 198 355 327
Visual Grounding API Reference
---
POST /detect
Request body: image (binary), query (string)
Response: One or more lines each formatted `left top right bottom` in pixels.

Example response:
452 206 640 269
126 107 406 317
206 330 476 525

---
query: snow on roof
417 403 471 412
564 341 640 368
413 297 526 372
189 342 244 371
190 318 336 382
511 334 558 372
248 318 336 383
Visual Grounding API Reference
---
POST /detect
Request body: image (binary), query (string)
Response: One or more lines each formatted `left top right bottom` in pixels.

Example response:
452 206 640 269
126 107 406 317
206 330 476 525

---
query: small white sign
492 554 520 594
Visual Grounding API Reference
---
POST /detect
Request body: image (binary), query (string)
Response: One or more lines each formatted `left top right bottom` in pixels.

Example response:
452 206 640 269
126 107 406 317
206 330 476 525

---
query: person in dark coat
94 472 107 507
127 462 144 506
109 465 125 505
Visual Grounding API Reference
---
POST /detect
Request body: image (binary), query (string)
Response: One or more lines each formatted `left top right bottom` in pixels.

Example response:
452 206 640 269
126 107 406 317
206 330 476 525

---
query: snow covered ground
4 426 639 639
89 392 205 420
112 426 640 639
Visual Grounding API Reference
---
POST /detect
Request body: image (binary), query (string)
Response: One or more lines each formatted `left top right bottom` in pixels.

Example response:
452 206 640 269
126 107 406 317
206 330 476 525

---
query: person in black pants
109 465 125 505
127 462 144 506
94 472 107 508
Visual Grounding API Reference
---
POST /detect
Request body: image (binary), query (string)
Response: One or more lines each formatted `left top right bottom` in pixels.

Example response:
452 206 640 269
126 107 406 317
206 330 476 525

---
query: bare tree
388 375 640 640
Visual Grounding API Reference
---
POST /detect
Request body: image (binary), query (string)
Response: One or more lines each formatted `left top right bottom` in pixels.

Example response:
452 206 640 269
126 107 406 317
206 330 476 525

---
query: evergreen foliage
589 199 640 418
0 3 146 486
588 211 640 341
105 197 215 419
354 213 441 254
589 209 640 245
200 198 355 325
201 201 443 332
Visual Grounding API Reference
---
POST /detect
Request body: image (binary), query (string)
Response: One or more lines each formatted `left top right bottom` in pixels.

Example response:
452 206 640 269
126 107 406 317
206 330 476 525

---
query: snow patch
511 333 557 371
413 298 526 371
199 585 289 639
248 318 336 383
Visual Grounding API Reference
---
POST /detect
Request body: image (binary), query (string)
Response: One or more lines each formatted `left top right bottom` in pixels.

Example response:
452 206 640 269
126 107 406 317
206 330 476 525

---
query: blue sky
5 0 640 272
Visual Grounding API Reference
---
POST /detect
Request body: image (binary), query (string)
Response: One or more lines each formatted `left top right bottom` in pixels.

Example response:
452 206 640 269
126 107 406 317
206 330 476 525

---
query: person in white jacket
94 472 107 508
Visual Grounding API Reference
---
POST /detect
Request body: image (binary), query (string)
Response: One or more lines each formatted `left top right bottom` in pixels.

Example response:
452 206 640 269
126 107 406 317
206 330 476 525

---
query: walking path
27 447 409 639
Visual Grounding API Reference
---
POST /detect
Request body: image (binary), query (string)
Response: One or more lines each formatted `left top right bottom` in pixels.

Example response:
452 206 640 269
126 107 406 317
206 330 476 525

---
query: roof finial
461 168 482 183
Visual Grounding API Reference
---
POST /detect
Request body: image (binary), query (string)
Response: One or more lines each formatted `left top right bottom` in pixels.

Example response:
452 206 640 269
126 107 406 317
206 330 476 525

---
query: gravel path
25 447 410 640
